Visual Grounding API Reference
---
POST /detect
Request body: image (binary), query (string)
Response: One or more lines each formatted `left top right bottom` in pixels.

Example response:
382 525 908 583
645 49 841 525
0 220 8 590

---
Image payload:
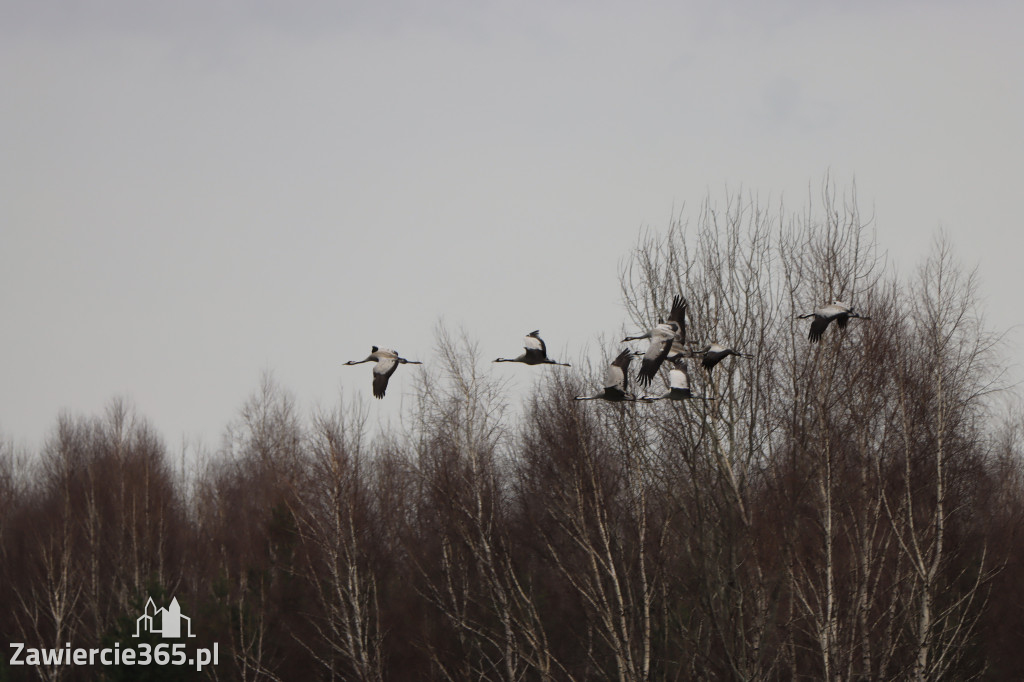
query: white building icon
133 597 195 638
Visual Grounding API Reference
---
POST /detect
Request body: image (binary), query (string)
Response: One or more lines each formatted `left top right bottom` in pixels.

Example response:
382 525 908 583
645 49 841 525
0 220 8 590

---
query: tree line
2 184 1023 680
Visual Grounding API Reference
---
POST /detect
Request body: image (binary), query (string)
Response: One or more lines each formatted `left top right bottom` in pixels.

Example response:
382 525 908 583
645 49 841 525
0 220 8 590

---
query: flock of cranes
343 299 870 400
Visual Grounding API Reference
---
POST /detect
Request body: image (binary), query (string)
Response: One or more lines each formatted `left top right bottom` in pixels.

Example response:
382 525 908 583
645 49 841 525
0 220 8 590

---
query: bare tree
408 324 562 680
195 373 306 681
291 398 386 681
519 366 666 682
8 468 82 682
620 189 791 679
614 179 1003 680
885 235 1000 681
5 400 184 681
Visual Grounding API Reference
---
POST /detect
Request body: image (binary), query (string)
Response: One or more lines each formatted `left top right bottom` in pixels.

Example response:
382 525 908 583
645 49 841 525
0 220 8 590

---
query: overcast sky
2 1 1022 452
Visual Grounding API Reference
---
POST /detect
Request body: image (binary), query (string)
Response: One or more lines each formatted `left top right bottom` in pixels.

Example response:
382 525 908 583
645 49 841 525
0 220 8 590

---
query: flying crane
574 349 636 402
344 346 422 399
640 357 714 401
691 343 752 373
622 295 688 387
798 301 871 343
494 330 571 366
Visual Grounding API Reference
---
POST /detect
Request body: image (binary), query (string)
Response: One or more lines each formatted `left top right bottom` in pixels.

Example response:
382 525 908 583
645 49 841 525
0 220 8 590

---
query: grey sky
2 1 1022 451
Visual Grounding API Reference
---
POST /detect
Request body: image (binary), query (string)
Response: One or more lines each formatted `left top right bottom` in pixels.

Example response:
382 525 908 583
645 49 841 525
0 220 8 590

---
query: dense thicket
3 185 1023 681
